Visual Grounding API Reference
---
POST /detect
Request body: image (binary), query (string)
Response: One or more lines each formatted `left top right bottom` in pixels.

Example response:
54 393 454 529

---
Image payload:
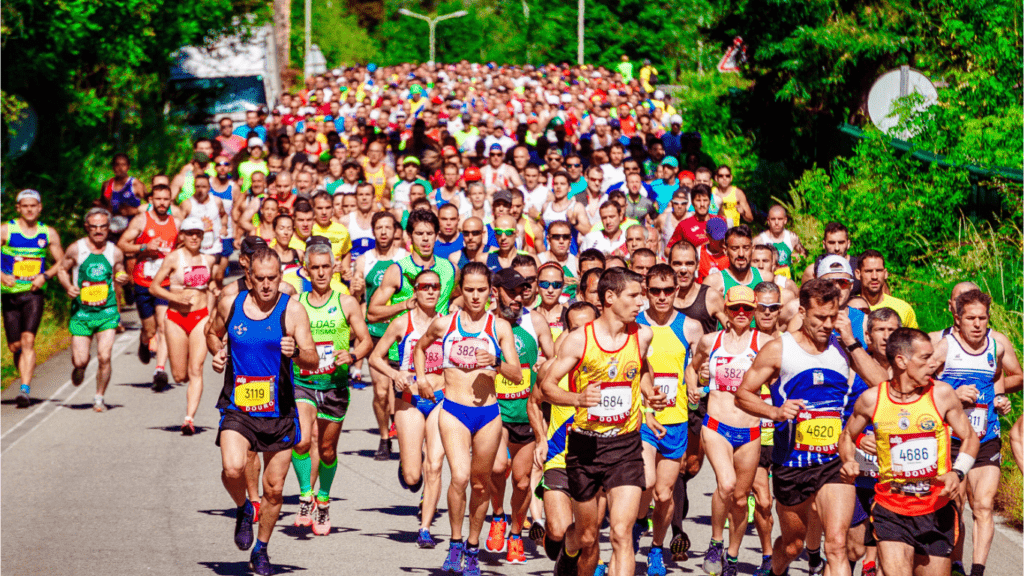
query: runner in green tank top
57 208 129 412
289 243 372 536
704 225 764 297
485 267 556 563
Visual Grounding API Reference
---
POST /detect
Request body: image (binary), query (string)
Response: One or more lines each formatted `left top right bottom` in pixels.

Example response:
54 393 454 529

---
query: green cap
661 156 679 167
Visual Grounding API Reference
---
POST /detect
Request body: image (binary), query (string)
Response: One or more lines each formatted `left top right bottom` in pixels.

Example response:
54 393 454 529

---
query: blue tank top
848 307 866 347
771 332 852 468
218 293 296 418
938 332 1000 443
433 235 464 260
210 180 234 203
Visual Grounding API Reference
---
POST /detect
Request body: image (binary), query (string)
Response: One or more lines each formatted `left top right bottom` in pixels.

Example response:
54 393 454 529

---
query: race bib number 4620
588 381 631 424
794 410 841 454
234 375 276 413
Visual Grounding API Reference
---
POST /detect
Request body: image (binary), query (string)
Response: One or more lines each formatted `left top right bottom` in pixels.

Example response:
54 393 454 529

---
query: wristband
291 346 301 359
855 433 865 450
845 340 863 353
644 407 656 414
953 452 975 478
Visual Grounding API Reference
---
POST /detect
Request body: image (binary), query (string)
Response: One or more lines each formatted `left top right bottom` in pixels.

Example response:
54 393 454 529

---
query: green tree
290 0 380 68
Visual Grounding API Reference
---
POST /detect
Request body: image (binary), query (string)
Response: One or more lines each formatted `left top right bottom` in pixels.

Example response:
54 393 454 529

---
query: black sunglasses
647 286 676 297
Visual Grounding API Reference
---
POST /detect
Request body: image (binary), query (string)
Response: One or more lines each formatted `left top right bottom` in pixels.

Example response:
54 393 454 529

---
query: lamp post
577 0 584 65
397 8 469 66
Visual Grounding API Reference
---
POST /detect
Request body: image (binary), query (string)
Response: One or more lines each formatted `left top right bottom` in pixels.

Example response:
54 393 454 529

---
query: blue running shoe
249 547 273 576
632 519 647 551
647 547 667 576
442 541 465 573
234 501 254 550
703 540 724 575
722 561 738 576
754 556 773 576
463 547 481 576
417 528 436 549
594 562 608 576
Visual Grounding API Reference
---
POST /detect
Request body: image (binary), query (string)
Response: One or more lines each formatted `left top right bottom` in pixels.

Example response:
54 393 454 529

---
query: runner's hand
577 385 601 408
280 335 296 358
774 399 804 422
687 383 701 406
699 362 710 384
66 285 80 299
334 349 354 366
392 371 412 393
994 394 1012 415
839 460 860 484
350 274 365 294
30 274 46 290
646 414 667 439
146 239 163 253
417 380 435 401
1 273 15 288
646 387 668 411
211 348 227 373
534 442 548 469
859 431 877 456
114 271 130 285
935 471 961 499
955 385 979 405
835 310 855 345
475 348 496 368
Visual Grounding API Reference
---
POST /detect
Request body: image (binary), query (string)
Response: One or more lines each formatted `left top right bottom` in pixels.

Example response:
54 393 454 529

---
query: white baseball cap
180 216 205 232
247 137 264 148
670 114 682 125
816 255 854 278
16 189 42 203
594 117 608 126
654 90 665 99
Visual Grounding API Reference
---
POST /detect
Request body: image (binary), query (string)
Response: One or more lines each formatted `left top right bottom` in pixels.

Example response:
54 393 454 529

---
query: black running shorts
217 410 298 453
566 430 644 502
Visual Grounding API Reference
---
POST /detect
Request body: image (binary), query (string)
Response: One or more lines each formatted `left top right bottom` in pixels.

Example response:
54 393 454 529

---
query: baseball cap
463 166 482 182
492 189 514 206
670 114 682 125
493 268 530 291
679 170 696 180
816 255 854 278
724 285 756 307
305 235 332 248
240 236 268 256
661 156 679 167
402 156 421 166
706 218 727 241
248 137 264 148
609 118 621 129
594 117 608 126
16 189 41 203
180 216 205 232
489 143 503 153
654 90 665 99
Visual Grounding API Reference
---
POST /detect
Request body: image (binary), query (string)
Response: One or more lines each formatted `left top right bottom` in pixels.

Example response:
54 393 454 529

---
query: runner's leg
18 332 36 388
875 541 914 576
508 440 535 534
606 484 643 576
966 465 1000 569
652 454 682 547
726 440 759 558
702 427 737 544
258 448 292 544
771 499 812 575
467 416 503 547
752 466 774 557
815 483 855 576
184 316 209 420
394 401 427 486
94 328 117 397
220 430 252 506
421 406 445 531
439 407 473 542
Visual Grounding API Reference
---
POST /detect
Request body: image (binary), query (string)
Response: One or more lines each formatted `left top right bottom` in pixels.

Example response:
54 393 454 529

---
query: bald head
494 214 516 230
462 216 484 231
949 281 981 315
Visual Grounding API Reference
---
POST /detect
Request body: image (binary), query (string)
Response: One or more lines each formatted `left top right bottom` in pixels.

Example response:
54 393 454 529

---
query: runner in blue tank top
735 279 889 576
208 247 319 576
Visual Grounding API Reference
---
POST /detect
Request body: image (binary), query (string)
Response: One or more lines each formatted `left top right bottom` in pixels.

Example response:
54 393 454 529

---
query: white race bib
968 404 988 438
588 381 631 424
653 373 679 408
450 337 487 369
890 432 939 480
301 341 336 376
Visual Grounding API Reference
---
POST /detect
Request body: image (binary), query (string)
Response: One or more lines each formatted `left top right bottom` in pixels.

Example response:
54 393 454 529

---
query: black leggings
2 290 45 344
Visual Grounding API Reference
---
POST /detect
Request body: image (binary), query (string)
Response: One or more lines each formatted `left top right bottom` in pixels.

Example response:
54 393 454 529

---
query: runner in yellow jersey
635 264 703 576
840 328 978 576
360 141 395 205
710 165 752 228
539 267 666 576
529 301 598 563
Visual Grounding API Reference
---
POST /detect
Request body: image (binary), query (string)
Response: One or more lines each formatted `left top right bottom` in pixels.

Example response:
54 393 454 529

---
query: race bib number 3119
234 375 276 413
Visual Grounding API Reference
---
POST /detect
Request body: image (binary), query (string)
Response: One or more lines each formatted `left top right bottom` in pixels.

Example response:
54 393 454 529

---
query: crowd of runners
3 60 1022 576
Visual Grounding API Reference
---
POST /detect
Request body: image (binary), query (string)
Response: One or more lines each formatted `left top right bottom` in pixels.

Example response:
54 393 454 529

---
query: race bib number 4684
588 381 631 424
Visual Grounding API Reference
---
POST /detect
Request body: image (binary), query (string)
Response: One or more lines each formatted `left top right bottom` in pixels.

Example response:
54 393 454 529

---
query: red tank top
133 211 178 287
697 244 729 284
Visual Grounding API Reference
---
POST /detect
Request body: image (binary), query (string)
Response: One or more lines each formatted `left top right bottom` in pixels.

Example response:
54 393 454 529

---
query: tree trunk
274 0 291 88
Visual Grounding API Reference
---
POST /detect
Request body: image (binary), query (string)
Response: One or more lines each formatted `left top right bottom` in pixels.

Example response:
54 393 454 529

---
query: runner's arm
413 315 449 385
735 188 753 223
341 295 372 364
704 285 730 329
838 387 879 481
285 299 319 371
55 241 79 295
572 204 592 235
147 252 188 306
116 214 146 257
532 310 556 359
836 309 888 386
494 317 523 383
366 263 411 323
684 334 711 405
637 327 666 409
933 379 979 498
994 330 1023 393
206 293 233 354
368 320 406 383
538 328 594 407
41 226 67 283
735 339 791 420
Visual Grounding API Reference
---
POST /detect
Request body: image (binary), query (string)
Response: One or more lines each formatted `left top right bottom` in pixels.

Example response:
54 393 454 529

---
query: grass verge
996 441 1023 530
1 309 73 391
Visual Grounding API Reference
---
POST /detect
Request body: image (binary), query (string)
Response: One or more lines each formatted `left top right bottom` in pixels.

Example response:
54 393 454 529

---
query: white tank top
344 211 374 243
440 312 502 370
542 198 576 226
189 196 222 255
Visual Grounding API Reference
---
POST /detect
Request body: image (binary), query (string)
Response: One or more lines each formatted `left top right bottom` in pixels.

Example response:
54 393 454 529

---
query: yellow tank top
874 381 951 515
545 373 575 471
714 186 741 228
639 311 689 426
361 158 388 202
570 322 644 435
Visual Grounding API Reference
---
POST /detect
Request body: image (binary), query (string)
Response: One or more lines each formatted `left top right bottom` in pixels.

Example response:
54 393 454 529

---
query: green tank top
365 252 398 338
294 290 350 390
73 239 117 312
496 311 539 424
722 267 764 293
387 255 457 362
2 219 50 294
773 241 793 268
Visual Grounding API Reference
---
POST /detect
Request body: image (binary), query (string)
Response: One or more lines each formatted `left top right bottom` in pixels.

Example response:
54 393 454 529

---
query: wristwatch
845 340 863 353
954 469 965 482
492 356 501 368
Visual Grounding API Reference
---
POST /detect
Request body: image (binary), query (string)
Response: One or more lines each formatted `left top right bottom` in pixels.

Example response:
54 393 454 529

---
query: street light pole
577 0 584 65
398 9 469 65
304 0 312 76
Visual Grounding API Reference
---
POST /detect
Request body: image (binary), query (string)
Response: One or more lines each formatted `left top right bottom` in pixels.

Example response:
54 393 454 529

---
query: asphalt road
2 308 1021 576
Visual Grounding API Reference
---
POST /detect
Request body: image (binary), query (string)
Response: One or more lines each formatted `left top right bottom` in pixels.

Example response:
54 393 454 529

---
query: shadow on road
148 424 211 435
358 504 419 517
0 397 54 407
198 560 306 575
66 402 124 411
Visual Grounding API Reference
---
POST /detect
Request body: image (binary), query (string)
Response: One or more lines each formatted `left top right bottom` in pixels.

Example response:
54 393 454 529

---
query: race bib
424 341 443 374
141 258 164 279
588 381 631 424
12 257 43 280
794 410 842 454
80 281 109 306
968 404 988 438
890 432 939 480
855 436 879 479
301 341 336 376
713 356 749 394
497 366 532 400
234 374 276 413
760 391 774 429
653 373 679 408
450 337 488 369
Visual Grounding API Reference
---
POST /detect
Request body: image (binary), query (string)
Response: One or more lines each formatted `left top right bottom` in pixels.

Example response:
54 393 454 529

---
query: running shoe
417 528 436 549
862 563 877 576
808 559 825 576
463 547 481 576
442 540 465 573
593 562 608 576
15 392 30 409
703 540 724 575
647 547 667 576
311 503 331 536
181 418 195 436
252 500 261 524
249 547 272 576
528 517 546 547
506 534 526 564
294 497 315 527
632 518 647 551
389 421 398 439
754 556 773 576
152 370 169 392
374 438 391 461
72 366 85 387
722 561 738 576
138 338 151 364
951 562 967 576
234 502 254 550
93 396 106 413
554 548 579 576
485 515 508 553
670 530 691 561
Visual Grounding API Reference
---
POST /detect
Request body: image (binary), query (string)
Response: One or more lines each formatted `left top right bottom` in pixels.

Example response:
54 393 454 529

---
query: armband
291 346 301 359
855 433 865 449
953 452 975 478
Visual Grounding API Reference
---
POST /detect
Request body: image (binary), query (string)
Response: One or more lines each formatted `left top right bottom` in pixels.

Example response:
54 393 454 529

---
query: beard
497 299 522 325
